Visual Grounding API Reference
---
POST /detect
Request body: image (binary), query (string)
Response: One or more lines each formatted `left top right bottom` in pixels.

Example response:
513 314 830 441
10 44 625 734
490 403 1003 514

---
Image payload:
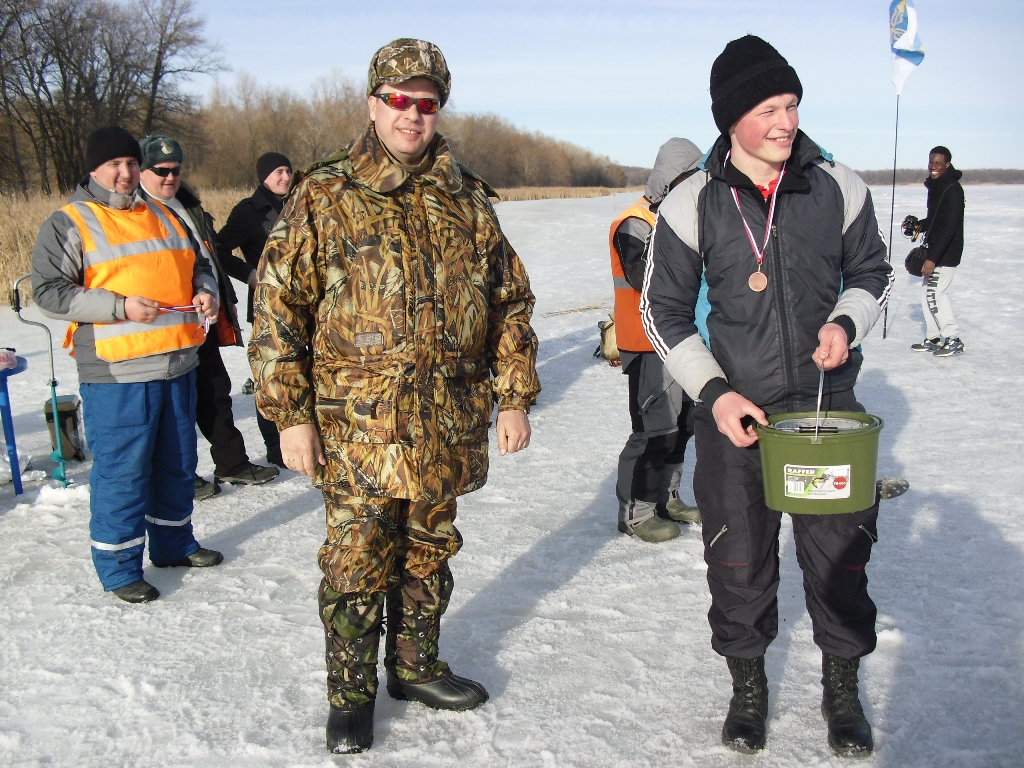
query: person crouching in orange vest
611 138 703 542
31 125 223 603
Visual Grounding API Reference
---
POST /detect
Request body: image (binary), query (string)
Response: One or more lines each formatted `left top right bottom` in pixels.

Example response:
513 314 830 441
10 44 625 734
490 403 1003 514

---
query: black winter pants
693 403 878 661
195 333 250 477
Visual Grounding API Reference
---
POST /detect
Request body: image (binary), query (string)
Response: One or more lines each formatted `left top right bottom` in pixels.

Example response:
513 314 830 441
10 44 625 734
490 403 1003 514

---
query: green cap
366 38 451 107
139 135 184 170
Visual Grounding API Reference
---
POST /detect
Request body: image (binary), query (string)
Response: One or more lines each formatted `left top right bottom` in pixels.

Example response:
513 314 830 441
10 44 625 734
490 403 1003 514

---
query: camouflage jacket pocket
319 232 410 362
441 372 494 447
315 366 403 450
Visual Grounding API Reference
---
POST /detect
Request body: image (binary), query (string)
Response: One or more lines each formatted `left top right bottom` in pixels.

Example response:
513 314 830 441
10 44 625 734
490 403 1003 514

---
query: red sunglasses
374 93 440 114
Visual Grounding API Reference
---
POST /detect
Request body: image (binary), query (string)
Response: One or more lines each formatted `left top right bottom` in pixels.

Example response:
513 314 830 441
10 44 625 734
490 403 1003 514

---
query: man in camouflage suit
248 39 539 754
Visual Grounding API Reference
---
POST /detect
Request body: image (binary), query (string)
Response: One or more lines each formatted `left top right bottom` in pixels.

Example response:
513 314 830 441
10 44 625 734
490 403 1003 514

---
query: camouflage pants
318 490 462 709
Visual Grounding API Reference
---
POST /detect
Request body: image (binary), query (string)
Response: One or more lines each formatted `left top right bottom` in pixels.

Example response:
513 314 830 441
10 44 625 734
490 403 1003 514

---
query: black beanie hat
256 152 292 183
710 35 803 135
85 125 142 171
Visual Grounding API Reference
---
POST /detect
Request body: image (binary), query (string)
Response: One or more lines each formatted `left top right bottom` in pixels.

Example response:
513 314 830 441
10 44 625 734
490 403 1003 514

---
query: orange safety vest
60 198 205 361
609 199 656 353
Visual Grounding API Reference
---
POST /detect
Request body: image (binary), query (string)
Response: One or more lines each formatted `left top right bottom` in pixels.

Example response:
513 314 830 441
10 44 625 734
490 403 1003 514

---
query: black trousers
692 398 878 661
195 333 250 477
256 411 280 461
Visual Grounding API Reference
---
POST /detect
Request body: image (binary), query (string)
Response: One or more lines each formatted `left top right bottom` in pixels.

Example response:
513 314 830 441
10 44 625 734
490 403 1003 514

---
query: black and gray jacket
641 132 894 414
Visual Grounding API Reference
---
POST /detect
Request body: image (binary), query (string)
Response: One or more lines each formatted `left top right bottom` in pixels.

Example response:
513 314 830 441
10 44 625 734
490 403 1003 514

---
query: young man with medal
641 36 894 757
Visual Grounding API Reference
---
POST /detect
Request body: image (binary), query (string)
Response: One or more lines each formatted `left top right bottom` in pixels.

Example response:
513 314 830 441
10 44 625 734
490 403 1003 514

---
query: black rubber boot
386 669 488 711
383 566 487 710
326 701 374 754
722 656 769 753
151 548 224 568
822 653 873 758
111 580 159 603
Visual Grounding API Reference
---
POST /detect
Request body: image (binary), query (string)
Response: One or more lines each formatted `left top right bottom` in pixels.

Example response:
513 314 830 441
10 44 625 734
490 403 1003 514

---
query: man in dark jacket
217 152 293 466
904 146 966 356
139 136 279 496
642 36 893 757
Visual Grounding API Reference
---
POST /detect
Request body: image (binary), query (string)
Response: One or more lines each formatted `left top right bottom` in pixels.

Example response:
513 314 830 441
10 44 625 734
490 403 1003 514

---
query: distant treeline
175 77 628 190
0 0 627 193
857 168 1024 185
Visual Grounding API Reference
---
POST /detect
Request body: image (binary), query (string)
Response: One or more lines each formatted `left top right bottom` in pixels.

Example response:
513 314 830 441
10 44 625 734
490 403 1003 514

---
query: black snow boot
326 701 374 754
386 669 488 711
151 548 223 568
111 579 159 603
384 565 488 711
822 653 873 758
722 656 769 753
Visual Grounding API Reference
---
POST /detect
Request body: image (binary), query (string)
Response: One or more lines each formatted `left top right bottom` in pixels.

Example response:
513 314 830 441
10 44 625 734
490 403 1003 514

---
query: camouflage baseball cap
366 38 451 107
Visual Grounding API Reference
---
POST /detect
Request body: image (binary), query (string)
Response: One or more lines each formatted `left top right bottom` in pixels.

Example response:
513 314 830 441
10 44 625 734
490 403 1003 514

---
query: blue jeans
80 372 200 590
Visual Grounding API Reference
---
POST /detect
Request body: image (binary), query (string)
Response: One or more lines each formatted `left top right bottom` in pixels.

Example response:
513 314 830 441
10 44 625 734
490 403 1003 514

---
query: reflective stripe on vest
609 199 657 353
60 199 204 362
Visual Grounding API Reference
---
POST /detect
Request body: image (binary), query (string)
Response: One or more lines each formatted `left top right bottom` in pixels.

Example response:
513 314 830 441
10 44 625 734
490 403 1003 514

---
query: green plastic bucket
755 411 883 514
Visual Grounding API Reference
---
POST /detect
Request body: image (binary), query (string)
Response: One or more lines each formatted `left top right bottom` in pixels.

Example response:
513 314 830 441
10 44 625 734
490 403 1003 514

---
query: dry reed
0 184 636 303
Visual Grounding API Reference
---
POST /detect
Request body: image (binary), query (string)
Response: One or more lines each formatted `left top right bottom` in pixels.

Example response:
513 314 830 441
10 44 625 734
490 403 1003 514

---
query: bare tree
0 0 222 193
137 0 222 136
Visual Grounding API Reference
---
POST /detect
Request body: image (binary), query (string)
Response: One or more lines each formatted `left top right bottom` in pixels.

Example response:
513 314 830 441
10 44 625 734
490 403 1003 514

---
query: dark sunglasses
374 93 440 114
148 165 182 178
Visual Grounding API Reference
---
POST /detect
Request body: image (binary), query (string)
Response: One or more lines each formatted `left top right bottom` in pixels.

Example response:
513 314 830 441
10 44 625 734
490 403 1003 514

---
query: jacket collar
138 179 201 210
924 166 963 191
175 179 202 209
251 182 283 213
708 130 822 196
346 122 463 195
77 175 140 210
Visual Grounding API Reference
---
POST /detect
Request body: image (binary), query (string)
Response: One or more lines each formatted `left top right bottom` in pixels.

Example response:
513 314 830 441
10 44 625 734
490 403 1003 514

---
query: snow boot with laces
384 566 488 711
319 584 384 753
722 656 769 753
821 653 873 758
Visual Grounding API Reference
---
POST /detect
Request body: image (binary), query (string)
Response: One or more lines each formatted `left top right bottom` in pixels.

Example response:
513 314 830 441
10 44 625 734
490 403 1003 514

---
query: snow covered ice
1 187 1022 767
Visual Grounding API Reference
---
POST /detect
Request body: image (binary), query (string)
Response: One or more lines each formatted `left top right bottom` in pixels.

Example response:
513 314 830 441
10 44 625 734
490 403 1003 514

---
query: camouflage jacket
248 124 540 501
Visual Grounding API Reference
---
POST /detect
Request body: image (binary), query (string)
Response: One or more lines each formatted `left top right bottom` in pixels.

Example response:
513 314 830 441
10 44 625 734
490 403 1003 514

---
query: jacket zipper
768 220 797 406
709 525 728 548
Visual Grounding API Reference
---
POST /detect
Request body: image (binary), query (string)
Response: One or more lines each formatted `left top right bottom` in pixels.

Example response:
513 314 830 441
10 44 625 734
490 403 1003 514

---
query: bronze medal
730 160 786 298
748 271 768 292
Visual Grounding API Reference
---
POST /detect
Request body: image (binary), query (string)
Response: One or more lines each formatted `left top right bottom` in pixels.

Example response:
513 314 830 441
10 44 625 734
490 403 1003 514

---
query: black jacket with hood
920 167 965 268
641 131 894 415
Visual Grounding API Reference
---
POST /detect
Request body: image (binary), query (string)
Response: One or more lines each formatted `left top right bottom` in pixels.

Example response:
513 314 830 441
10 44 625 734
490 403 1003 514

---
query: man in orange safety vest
32 125 222 603
610 138 703 542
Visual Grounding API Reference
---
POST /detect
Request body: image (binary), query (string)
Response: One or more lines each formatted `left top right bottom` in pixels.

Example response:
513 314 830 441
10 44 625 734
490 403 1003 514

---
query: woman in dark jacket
217 152 292 465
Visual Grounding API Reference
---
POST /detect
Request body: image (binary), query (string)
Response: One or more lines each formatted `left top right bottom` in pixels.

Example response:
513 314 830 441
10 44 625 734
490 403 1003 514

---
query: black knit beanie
256 152 292 183
85 125 142 171
710 36 803 135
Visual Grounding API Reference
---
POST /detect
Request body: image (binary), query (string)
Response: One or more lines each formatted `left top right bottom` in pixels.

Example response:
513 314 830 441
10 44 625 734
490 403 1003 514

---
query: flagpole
883 93 900 339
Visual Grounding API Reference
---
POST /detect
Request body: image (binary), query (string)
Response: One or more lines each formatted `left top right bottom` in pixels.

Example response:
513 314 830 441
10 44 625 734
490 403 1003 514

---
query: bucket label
783 464 852 499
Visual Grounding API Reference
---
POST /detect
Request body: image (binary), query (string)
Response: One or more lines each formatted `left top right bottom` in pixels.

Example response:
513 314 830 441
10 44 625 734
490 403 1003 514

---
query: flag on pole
890 0 925 94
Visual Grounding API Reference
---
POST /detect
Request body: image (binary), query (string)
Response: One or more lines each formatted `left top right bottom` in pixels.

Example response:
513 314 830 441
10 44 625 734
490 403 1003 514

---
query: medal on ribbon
730 165 785 293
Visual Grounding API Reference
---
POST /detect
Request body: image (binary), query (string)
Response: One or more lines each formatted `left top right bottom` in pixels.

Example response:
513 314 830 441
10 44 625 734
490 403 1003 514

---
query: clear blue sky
193 0 1023 170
